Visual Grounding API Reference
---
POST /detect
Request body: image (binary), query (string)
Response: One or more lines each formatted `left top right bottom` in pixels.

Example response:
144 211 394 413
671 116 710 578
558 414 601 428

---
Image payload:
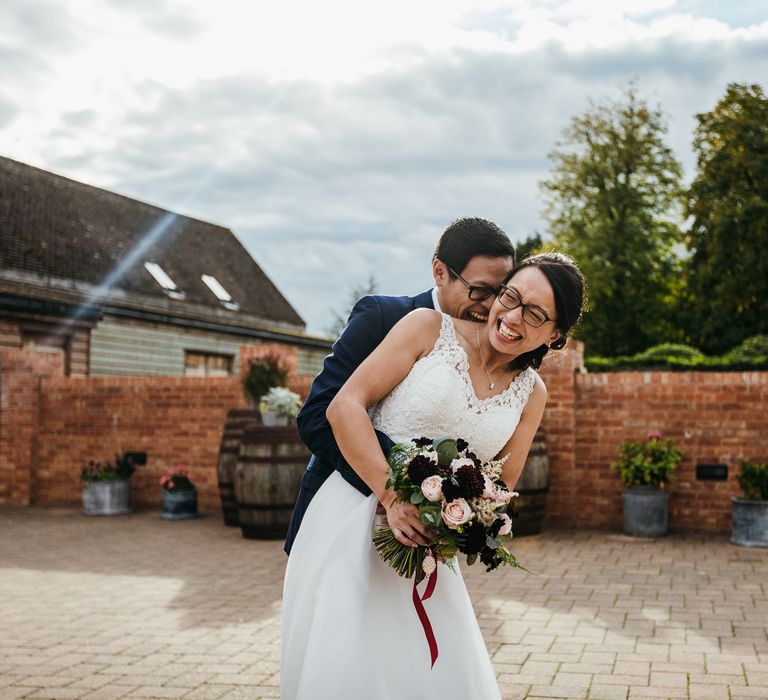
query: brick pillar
0 348 63 504
538 340 583 525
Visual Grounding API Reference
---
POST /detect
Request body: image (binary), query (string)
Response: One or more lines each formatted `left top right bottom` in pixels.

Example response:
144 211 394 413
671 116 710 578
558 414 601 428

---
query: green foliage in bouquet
373 436 529 580
80 453 136 482
612 433 683 487
736 460 768 502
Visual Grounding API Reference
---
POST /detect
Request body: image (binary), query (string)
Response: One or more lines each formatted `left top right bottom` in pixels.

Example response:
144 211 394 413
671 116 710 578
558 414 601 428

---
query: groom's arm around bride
283 217 516 555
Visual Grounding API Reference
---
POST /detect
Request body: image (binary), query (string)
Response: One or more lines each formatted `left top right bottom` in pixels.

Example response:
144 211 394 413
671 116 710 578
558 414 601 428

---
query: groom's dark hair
433 217 515 275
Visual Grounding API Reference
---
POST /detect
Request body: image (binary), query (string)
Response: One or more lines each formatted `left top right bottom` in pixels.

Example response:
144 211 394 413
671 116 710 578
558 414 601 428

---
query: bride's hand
384 498 432 548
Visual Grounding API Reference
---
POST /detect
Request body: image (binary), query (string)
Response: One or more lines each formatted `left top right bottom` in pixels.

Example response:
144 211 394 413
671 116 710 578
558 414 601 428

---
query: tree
327 273 379 338
541 86 685 356
515 233 543 261
684 83 768 354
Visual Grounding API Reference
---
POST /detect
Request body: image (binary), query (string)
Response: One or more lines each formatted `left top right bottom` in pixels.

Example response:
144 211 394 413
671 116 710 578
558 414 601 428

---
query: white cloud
1 0 767 333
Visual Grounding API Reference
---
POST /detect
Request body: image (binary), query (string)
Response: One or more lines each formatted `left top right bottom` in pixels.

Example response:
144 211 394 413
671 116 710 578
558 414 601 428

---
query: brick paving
1 506 766 700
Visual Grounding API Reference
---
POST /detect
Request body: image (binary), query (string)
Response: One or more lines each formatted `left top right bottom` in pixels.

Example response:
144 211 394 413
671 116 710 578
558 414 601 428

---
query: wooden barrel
235 425 310 539
217 409 261 527
512 428 549 536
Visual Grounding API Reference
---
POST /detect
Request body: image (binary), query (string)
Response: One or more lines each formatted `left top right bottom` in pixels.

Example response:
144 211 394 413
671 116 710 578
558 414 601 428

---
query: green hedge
585 337 768 372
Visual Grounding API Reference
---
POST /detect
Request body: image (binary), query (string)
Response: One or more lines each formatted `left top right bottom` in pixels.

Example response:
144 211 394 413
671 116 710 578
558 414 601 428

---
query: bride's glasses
448 267 499 301
496 285 554 327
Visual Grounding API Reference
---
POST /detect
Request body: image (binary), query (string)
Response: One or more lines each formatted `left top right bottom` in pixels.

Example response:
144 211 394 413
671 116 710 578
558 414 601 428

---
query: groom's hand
384 499 432 548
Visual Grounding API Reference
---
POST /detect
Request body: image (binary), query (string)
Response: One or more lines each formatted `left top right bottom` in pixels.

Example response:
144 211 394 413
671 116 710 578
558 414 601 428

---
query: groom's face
434 255 514 323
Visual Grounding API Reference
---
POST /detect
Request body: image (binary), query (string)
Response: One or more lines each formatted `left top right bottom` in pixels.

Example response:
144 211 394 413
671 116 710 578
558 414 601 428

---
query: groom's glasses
448 267 499 301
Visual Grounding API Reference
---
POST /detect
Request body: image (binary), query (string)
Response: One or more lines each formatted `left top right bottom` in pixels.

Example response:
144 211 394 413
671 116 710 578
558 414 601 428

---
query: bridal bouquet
373 436 526 579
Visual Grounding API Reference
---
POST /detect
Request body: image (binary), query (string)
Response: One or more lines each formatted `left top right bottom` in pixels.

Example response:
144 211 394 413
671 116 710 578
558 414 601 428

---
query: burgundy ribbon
412 566 438 667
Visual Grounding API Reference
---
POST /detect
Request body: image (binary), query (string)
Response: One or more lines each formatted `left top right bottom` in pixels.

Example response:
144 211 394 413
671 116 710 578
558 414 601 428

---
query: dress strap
434 313 465 357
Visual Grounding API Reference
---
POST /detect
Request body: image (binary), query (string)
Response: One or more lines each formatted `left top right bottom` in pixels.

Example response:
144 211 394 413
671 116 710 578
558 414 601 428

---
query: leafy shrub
243 351 289 403
586 338 768 372
725 335 768 362
634 343 705 362
736 460 768 501
612 433 683 487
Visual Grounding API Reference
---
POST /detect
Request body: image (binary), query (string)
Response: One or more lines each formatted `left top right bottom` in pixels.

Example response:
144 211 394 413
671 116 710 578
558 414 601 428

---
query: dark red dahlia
441 475 462 502
454 464 484 498
458 520 487 555
413 437 433 447
464 451 482 467
456 438 469 452
488 517 505 538
480 546 501 572
407 454 438 486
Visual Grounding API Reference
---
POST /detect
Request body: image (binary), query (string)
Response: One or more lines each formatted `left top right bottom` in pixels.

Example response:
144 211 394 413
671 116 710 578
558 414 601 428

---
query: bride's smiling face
487 267 561 356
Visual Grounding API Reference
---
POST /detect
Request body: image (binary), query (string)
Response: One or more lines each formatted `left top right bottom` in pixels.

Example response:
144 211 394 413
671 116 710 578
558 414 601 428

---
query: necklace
476 325 508 390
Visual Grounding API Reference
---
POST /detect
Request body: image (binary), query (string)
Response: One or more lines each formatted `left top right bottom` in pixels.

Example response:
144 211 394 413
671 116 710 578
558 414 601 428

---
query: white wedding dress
281 314 536 700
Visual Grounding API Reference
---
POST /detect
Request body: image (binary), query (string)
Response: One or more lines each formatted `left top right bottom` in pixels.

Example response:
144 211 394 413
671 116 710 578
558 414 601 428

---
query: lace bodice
369 313 536 462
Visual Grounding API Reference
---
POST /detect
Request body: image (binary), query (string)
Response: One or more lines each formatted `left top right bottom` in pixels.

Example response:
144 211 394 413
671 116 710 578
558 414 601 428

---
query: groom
284 217 516 554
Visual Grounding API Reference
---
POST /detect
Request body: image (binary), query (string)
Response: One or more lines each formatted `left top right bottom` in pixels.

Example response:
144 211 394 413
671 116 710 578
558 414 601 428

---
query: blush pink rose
495 513 513 536
441 498 472 529
421 475 444 502
450 457 476 473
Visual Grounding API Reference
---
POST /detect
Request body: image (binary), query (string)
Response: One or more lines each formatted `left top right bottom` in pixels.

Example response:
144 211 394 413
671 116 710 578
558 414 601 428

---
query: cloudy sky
2 1 767 334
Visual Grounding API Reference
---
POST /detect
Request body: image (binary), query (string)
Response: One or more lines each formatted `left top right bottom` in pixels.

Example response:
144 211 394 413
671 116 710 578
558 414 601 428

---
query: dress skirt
281 472 501 700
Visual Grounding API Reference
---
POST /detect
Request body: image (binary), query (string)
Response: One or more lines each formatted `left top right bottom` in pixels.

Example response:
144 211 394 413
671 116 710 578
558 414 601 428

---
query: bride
281 253 585 699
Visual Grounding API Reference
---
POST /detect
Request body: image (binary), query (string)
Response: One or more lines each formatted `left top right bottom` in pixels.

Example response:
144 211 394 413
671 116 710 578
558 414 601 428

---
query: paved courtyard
1 505 766 700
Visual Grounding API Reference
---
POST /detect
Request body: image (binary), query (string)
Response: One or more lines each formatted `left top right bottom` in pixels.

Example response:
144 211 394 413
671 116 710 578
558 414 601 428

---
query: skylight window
202 274 239 311
144 261 185 300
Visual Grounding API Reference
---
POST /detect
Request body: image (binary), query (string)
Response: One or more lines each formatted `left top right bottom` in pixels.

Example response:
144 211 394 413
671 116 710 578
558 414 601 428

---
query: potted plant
242 351 289 410
259 386 302 426
612 432 683 537
81 453 135 516
731 460 768 547
160 464 198 520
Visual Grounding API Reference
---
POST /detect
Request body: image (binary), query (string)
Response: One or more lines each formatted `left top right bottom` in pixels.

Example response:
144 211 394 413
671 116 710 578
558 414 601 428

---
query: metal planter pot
162 489 198 520
623 485 668 537
82 479 132 516
731 497 768 548
261 411 289 427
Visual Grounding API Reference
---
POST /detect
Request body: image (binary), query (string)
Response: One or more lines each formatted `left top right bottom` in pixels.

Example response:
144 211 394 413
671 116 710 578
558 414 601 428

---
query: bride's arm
327 308 440 547
496 373 548 490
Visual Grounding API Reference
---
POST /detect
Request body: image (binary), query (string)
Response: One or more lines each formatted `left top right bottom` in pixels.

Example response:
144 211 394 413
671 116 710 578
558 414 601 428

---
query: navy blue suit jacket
284 290 435 554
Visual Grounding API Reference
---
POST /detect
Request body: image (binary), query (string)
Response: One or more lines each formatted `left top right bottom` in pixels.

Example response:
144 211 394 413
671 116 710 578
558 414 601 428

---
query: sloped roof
0 155 304 329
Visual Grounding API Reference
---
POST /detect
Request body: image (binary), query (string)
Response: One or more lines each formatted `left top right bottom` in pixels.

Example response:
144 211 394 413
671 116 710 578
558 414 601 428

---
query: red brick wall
3 343 767 532
0 344 311 511
540 346 768 533
37 374 246 511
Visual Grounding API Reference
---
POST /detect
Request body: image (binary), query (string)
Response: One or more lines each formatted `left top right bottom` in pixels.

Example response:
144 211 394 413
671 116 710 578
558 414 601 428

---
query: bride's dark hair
506 252 586 371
